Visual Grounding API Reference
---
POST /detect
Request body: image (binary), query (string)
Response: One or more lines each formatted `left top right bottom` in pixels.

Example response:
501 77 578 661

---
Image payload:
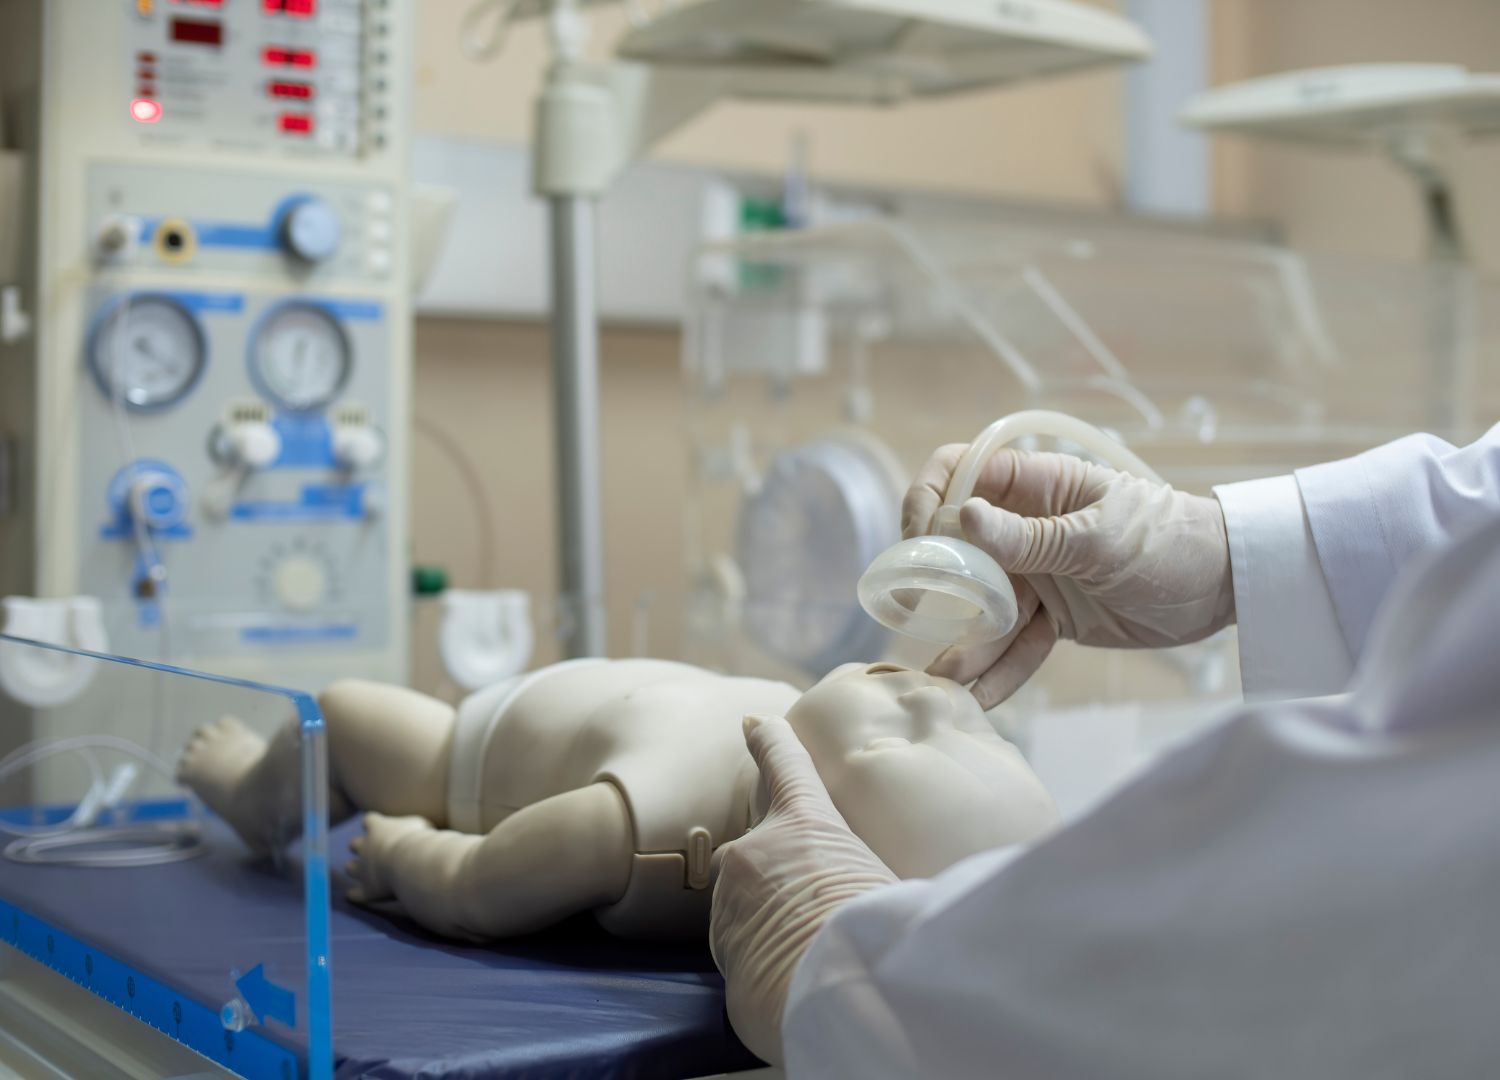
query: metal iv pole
529 1 721 658
548 195 608 657
536 0 609 658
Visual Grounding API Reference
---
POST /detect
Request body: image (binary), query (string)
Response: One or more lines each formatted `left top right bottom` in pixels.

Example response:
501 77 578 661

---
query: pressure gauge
250 303 352 412
89 296 207 410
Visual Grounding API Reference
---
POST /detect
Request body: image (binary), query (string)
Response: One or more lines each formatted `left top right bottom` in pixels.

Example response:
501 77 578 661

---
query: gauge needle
134 333 171 377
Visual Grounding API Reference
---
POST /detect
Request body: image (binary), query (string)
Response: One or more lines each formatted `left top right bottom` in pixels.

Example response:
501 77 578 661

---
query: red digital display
263 0 316 15
169 17 224 45
278 112 314 134
269 80 314 100
263 46 316 68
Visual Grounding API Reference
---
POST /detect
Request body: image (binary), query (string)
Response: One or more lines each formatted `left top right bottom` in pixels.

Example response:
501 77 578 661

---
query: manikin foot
177 715 285 853
345 812 432 906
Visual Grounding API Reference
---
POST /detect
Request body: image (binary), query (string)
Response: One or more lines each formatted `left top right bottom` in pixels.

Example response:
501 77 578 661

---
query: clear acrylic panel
0 632 331 1080
680 217 1499 807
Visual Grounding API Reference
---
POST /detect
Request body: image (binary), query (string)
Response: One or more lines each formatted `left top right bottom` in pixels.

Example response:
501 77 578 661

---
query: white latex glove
710 715 898 1066
903 446 1235 708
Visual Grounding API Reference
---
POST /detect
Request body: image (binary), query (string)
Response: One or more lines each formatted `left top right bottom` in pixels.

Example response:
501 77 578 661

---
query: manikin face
785 663 1059 879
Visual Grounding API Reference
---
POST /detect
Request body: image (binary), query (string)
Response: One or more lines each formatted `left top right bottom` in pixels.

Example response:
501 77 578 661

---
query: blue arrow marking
235 964 296 1028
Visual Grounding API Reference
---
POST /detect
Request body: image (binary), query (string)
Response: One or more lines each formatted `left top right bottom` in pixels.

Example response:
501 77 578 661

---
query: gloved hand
710 715 897 1066
903 445 1234 708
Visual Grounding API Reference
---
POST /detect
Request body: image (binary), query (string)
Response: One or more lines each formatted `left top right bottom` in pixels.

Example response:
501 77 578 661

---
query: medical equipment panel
0 0 413 698
124 0 386 159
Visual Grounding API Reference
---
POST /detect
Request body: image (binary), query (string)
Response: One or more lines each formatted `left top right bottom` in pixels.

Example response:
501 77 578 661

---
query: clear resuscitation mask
857 410 1163 647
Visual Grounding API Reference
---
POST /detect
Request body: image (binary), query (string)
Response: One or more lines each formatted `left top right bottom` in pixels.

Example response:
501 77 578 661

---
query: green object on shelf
739 196 788 292
412 565 448 596
740 196 787 232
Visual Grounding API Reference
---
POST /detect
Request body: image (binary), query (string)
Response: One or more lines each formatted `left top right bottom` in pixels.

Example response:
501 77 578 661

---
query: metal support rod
549 195 608 657
1421 178 1473 437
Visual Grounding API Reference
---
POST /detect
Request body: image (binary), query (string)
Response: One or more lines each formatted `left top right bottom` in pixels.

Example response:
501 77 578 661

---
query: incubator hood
681 214 1500 681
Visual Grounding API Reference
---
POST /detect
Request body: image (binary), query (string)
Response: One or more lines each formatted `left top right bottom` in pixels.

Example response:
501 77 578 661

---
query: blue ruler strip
0 796 191 828
0 898 304 1080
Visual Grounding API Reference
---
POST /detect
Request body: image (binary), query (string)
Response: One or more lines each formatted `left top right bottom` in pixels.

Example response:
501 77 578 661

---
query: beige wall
406 3 1500 697
406 1 1142 695
1208 0 1500 269
408 318 686 698
413 1 1129 205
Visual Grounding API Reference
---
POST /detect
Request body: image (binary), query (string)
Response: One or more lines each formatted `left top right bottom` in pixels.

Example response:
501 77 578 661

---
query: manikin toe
177 659 1059 941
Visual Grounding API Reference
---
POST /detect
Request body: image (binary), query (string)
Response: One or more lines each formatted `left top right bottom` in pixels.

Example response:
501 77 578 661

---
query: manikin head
784 662 1059 878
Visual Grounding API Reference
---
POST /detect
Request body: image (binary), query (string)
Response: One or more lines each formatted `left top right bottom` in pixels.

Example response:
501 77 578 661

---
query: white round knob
230 423 283 470
281 198 343 264
273 556 327 612
333 426 384 470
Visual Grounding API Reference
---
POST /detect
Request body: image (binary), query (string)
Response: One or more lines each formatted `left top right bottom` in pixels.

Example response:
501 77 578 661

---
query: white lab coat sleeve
1212 474 1352 700
1294 422 1500 659
1211 423 1500 701
780 517 1500 1080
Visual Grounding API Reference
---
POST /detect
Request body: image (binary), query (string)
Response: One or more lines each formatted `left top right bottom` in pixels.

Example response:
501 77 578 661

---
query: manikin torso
446 659 1058 937
449 659 802 933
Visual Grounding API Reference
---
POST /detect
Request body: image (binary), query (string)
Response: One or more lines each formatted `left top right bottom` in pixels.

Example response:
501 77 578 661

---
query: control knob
280 197 343 264
273 555 328 613
127 470 189 530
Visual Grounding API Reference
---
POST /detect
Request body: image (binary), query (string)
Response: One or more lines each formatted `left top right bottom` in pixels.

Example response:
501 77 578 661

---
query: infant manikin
178 659 1057 941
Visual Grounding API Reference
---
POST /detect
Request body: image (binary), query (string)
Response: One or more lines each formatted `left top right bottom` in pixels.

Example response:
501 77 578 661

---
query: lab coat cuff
1214 474 1352 701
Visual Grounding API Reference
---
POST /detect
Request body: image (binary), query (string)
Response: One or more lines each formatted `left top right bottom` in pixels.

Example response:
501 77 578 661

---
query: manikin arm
348 782 634 940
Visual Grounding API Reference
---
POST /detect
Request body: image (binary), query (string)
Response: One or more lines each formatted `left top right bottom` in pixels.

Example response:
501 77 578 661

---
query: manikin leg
348 783 633 940
179 678 637 939
178 679 456 852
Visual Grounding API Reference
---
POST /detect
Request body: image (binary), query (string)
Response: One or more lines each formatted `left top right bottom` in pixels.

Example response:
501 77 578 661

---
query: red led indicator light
278 112 313 134
269 80 313 100
130 98 164 124
263 0 316 14
263 46 315 67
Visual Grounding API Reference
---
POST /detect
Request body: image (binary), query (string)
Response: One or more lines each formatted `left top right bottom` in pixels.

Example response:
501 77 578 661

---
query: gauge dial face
251 304 352 412
89 297 206 410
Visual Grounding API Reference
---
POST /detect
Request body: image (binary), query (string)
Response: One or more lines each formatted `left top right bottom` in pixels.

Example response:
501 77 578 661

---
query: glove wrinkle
910 449 1234 707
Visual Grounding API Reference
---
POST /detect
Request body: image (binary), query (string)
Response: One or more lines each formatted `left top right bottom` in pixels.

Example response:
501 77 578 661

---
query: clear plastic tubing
858 410 1163 648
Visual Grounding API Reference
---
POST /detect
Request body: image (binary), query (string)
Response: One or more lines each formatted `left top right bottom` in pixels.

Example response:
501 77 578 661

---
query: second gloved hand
710 715 897 1066
903 446 1235 708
